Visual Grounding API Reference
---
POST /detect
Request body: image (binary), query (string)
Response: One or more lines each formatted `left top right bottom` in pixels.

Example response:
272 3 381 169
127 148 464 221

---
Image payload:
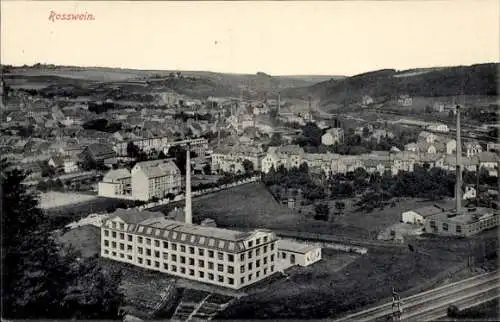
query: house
397 94 412 107
80 143 117 165
211 144 265 174
465 142 483 158
435 137 456 155
401 205 444 225
100 209 279 290
433 102 445 113
277 239 322 271
404 143 418 152
486 143 500 153
476 152 499 176
426 123 449 133
321 128 344 146
463 186 477 200
362 95 374 107
418 131 437 143
131 160 182 201
417 141 437 154
370 129 394 143
98 168 132 198
355 125 374 137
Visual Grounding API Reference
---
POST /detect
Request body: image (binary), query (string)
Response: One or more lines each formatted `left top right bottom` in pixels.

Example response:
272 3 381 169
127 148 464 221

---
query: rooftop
277 239 319 254
431 207 498 224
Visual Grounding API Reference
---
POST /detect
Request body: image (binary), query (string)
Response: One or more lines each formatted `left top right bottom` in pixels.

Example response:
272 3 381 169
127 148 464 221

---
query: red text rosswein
48 11 95 22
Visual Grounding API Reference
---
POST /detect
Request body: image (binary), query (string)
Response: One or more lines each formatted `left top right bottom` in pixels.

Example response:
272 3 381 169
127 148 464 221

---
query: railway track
335 271 499 322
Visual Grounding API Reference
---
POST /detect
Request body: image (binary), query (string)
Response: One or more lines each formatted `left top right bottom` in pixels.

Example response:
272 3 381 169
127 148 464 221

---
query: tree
335 201 346 215
242 159 254 174
203 163 212 175
268 132 283 146
314 203 330 221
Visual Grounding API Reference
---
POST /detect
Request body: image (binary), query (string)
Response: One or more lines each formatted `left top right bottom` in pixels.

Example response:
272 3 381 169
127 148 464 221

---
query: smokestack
277 92 281 116
455 105 462 213
185 144 192 225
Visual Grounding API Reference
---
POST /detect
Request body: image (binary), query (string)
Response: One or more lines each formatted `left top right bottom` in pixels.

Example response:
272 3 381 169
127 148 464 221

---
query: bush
447 305 459 318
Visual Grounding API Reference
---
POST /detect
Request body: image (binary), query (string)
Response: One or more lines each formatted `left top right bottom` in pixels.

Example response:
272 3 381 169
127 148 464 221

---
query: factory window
171 265 177 272
128 235 133 242
208 273 214 280
199 271 205 278
112 231 116 238
155 251 160 258
228 278 234 285
256 238 261 245
155 240 160 247
208 250 214 258
256 259 260 268
248 262 253 270
442 223 449 231
264 268 267 275
264 236 268 243
180 267 186 274
240 265 245 273
189 269 194 276
111 251 116 256
189 258 194 266
240 277 245 284
256 271 260 278
138 247 144 254
189 247 195 254
171 243 177 251
264 245 268 253
282 252 287 259
217 264 224 272
119 243 125 251
430 221 436 228
218 275 224 283
290 254 295 264
256 248 260 256
128 255 132 260
146 238 151 245
104 240 109 247
146 259 151 266
180 245 186 253
198 260 205 268
163 252 168 260
138 257 143 264
119 233 124 240
163 241 168 249
228 266 234 274
138 236 143 243
104 230 109 237
155 261 160 268
270 243 274 251
111 241 116 248
248 241 253 248
228 254 234 262
171 254 177 262
198 248 205 256
456 225 462 233
271 254 275 261
263 257 267 265
180 256 186 264
248 273 252 281
163 263 168 270
119 223 124 230
146 249 151 256
271 265 274 272
217 252 224 260
248 250 253 259
208 262 214 270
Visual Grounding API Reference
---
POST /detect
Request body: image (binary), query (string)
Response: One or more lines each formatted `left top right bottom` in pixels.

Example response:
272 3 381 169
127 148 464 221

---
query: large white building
101 209 279 290
98 168 132 198
131 160 182 201
321 128 344 146
211 144 265 174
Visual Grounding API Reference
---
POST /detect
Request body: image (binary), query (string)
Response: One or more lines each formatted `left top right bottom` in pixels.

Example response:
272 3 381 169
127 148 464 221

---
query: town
1 2 499 321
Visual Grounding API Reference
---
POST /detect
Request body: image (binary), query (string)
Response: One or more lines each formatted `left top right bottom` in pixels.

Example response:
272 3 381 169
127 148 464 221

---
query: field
217 247 470 320
186 183 370 239
38 191 98 209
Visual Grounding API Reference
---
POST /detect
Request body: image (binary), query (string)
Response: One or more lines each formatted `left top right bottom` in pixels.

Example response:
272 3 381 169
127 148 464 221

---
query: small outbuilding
277 239 322 270
401 205 444 225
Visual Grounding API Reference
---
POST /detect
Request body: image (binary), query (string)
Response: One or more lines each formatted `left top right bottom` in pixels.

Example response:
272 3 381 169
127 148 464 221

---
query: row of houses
98 159 182 201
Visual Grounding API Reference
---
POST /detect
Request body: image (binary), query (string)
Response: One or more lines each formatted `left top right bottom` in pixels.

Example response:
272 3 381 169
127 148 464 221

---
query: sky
1 1 499 76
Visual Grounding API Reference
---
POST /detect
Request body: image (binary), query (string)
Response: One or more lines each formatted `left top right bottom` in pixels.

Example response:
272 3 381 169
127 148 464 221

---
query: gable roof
134 160 180 178
103 168 132 182
111 209 165 224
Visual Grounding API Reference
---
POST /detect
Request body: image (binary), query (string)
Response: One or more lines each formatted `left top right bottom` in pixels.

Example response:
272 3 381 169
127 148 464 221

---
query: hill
1 65 341 100
280 63 498 105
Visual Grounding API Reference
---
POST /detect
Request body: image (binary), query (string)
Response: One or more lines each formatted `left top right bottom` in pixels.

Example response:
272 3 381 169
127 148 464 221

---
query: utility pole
391 287 403 321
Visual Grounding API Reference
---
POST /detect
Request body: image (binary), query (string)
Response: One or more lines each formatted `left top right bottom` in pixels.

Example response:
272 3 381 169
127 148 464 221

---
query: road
335 271 499 322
